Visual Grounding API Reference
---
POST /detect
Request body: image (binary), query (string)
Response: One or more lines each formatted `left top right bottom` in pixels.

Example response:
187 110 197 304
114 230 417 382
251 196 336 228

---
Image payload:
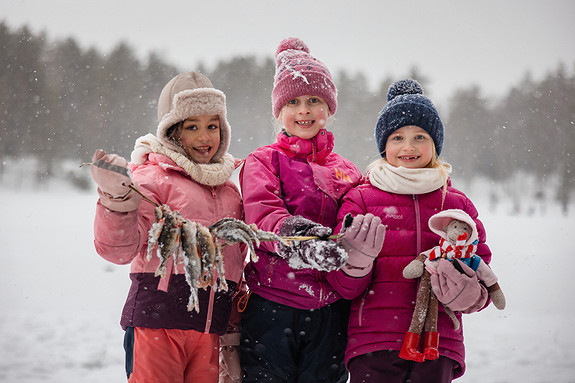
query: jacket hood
428 209 479 246
156 71 231 163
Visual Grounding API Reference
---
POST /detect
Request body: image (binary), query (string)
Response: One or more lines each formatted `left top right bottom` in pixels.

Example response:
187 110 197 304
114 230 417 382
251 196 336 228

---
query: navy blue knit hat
375 78 444 157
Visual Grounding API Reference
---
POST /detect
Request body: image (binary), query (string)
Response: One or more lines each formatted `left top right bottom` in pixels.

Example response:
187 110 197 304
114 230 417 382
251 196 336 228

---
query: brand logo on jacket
383 207 402 220
334 168 352 182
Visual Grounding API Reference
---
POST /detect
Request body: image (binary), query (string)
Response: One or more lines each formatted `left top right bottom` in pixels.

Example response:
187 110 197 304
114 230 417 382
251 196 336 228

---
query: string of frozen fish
127 184 343 313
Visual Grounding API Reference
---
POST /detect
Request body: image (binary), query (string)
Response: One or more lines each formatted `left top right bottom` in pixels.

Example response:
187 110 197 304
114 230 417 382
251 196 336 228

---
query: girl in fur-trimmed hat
90 72 245 383
238 37 385 383
327 78 497 382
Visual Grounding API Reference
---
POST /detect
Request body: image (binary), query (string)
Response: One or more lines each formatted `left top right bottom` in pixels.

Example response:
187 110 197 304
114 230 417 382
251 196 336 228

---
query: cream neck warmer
369 161 452 195
131 133 235 187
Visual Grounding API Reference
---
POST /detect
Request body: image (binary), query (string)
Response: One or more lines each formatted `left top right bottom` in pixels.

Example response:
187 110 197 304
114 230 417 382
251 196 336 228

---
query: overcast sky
2 0 574 104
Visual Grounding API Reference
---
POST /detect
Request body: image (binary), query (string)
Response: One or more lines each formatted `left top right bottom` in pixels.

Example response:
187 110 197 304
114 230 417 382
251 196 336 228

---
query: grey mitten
278 216 348 272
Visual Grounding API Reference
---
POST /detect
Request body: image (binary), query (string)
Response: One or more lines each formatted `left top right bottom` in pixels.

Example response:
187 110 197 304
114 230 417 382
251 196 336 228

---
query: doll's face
446 219 472 243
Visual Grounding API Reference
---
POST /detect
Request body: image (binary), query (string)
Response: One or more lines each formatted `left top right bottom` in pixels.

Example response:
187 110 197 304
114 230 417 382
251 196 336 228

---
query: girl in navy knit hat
238 37 385 383
327 79 497 382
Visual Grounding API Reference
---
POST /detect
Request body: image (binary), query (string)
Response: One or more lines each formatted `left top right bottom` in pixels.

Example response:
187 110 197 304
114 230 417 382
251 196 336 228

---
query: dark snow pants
348 349 458 383
240 293 350 383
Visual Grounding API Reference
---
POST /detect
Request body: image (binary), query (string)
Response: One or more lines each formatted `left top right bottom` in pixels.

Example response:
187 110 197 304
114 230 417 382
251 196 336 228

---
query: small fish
154 206 182 278
196 223 216 288
209 217 261 262
181 219 202 312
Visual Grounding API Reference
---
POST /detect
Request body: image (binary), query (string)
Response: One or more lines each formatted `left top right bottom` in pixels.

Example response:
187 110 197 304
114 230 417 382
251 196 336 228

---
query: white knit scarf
369 161 452 195
130 133 235 187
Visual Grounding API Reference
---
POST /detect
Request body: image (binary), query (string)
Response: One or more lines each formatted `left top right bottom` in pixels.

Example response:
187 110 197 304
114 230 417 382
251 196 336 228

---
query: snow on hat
374 78 444 157
428 209 478 246
271 37 337 118
156 71 230 162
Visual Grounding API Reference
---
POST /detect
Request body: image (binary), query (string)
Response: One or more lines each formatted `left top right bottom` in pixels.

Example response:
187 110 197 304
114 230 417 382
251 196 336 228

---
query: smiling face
280 95 330 139
177 114 221 163
384 125 434 168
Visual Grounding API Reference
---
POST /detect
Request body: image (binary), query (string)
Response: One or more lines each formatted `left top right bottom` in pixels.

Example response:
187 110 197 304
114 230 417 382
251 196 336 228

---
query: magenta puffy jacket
93 153 245 335
326 177 491 378
240 130 361 309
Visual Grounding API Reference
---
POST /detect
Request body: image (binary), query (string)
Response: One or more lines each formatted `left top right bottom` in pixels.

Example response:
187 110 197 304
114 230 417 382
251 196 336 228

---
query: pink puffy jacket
326 177 491 379
240 130 361 309
94 153 245 335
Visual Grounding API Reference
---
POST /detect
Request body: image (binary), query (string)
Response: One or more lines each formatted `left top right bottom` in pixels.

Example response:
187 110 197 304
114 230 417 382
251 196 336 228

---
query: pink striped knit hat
272 37 337 118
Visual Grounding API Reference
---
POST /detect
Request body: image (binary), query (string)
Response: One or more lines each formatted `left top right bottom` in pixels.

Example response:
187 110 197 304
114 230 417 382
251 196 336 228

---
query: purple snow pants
348 349 457 383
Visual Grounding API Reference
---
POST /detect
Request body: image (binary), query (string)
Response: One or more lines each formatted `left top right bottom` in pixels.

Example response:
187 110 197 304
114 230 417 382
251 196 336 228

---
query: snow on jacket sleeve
325 186 374 299
240 149 291 253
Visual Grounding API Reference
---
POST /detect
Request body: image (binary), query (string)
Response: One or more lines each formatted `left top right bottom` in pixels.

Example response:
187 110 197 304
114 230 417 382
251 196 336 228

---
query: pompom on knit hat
271 37 337 118
375 78 444 157
156 71 230 163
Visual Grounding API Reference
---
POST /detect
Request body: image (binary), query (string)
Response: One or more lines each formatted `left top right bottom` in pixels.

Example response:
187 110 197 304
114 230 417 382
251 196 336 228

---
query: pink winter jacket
93 153 245 335
240 130 361 309
326 177 492 379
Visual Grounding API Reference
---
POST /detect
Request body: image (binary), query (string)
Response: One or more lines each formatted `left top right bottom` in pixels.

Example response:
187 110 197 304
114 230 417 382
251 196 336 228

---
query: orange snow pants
128 327 219 383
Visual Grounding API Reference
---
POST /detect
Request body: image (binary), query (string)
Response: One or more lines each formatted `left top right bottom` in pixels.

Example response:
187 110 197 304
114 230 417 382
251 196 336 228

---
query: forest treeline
1 22 574 212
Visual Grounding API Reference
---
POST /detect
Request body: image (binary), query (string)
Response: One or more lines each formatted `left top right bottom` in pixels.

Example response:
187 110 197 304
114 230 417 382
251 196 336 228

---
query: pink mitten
219 332 241 383
90 149 142 212
430 259 488 313
339 213 386 277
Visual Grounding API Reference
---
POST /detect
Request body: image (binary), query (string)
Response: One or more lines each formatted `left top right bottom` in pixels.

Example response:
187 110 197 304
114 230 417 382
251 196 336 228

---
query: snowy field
1 182 574 383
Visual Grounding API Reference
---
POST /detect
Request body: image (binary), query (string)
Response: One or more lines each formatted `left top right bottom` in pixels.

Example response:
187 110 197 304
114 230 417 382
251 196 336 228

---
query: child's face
178 114 221 163
280 95 330 140
384 125 434 168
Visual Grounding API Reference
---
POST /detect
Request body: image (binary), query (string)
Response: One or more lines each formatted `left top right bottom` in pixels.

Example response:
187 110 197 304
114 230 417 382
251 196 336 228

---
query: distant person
328 78 494 382
89 71 245 383
238 37 385 383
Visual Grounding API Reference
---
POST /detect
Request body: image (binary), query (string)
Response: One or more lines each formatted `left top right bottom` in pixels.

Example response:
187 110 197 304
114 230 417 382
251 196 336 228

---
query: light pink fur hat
271 37 337 118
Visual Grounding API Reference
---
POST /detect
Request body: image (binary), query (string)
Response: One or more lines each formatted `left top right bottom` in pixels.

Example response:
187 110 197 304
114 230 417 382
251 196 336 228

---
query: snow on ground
0 184 574 383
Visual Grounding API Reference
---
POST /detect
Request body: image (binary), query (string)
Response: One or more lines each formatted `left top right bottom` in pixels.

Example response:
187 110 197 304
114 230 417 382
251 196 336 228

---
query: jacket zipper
266 257 278 284
358 288 369 326
413 195 422 255
204 186 218 333
317 270 324 308
204 285 216 333
311 136 317 163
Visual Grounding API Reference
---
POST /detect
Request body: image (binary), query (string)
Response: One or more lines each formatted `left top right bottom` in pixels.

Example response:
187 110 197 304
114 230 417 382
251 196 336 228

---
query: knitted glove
278 216 348 272
90 149 142 212
339 213 386 277
430 259 488 313
219 332 241 383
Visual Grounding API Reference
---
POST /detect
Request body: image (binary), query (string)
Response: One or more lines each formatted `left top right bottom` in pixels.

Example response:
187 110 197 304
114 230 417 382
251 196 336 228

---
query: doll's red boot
423 332 439 360
399 332 424 362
